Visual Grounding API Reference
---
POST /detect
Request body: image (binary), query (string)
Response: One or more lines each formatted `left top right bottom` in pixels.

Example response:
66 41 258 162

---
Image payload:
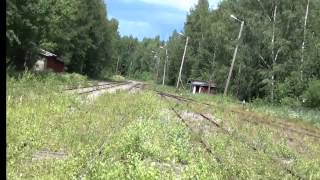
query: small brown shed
188 80 217 95
33 49 65 73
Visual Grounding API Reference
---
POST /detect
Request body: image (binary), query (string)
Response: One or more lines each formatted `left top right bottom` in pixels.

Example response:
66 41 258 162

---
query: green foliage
275 72 307 102
161 0 320 105
303 80 320 108
6 0 119 78
111 75 125 81
280 97 301 107
6 0 320 108
133 71 153 81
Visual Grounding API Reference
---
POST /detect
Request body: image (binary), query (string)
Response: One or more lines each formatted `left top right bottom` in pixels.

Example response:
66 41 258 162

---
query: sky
105 0 221 41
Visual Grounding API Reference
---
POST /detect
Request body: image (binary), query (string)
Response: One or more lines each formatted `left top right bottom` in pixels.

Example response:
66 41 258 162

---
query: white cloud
141 0 197 11
121 19 150 27
118 0 220 11
117 19 155 38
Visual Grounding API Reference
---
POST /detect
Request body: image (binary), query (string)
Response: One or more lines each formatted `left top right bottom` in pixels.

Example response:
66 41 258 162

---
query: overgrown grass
249 103 320 127
151 84 320 127
7 73 215 179
7 73 320 179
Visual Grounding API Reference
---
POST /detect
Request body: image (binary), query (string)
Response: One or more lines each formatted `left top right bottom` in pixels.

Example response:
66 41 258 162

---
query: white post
162 48 168 86
224 20 244 96
192 86 196 94
176 36 189 89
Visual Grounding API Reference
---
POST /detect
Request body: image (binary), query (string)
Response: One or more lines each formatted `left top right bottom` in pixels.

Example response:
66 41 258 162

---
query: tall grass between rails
152 84 320 127
7 72 216 179
7 73 320 179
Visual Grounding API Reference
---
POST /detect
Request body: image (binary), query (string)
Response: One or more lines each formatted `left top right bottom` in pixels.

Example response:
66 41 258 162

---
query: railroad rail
159 93 305 179
155 91 320 140
157 93 224 164
64 81 134 95
77 82 130 95
64 82 116 91
65 81 123 91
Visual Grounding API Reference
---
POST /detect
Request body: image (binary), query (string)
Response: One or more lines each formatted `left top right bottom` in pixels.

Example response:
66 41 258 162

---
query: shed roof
188 79 217 87
39 49 57 57
39 49 64 63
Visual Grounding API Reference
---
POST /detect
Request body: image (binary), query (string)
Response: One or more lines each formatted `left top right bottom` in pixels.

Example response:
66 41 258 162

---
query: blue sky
105 0 221 41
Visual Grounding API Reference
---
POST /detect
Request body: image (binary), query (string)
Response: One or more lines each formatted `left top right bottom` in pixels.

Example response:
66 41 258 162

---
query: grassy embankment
7 72 320 179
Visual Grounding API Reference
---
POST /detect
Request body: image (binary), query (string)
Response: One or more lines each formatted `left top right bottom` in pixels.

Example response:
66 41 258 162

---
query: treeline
114 0 320 107
6 0 320 106
6 0 119 78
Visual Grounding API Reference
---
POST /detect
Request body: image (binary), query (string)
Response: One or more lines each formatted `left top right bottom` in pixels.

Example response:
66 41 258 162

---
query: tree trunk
236 63 242 97
271 5 277 103
116 56 120 75
301 0 310 81
210 49 216 82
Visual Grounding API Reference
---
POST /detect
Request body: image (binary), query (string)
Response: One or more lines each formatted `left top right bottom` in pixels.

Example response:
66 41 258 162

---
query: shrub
251 98 267 106
280 97 301 107
111 75 125 81
302 80 320 108
134 71 153 81
275 72 307 103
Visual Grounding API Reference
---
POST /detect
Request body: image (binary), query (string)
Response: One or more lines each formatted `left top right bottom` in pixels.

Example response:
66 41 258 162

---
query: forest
6 0 320 107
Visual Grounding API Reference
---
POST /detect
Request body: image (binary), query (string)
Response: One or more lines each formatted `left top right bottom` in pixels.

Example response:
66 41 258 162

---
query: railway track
78 82 130 95
65 81 123 92
169 106 223 164
158 92 306 179
71 87 309 179
63 80 105 90
155 91 320 140
127 83 145 92
64 81 138 96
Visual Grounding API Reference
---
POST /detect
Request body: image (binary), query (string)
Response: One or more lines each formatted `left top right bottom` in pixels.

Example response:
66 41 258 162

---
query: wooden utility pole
162 48 168 86
176 36 189 89
301 0 310 81
223 20 244 96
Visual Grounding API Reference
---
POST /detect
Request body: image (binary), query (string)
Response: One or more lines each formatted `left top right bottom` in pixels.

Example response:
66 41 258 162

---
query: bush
251 98 268 106
302 80 320 108
111 75 125 81
7 71 88 88
134 71 153 81
275 72 307 103
280 97 301 107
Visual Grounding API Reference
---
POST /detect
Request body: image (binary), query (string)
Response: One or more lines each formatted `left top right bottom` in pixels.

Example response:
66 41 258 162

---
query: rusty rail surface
155 90 320 140
198 112 305 180
77 82 131 95
64 81 124 91
158 94 223 164
159 92 305 179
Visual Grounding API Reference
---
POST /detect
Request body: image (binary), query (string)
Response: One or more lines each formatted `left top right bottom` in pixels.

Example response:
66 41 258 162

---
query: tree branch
257 0 272 22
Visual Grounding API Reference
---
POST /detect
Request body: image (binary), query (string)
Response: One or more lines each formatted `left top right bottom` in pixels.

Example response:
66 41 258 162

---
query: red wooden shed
34 49 65 73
